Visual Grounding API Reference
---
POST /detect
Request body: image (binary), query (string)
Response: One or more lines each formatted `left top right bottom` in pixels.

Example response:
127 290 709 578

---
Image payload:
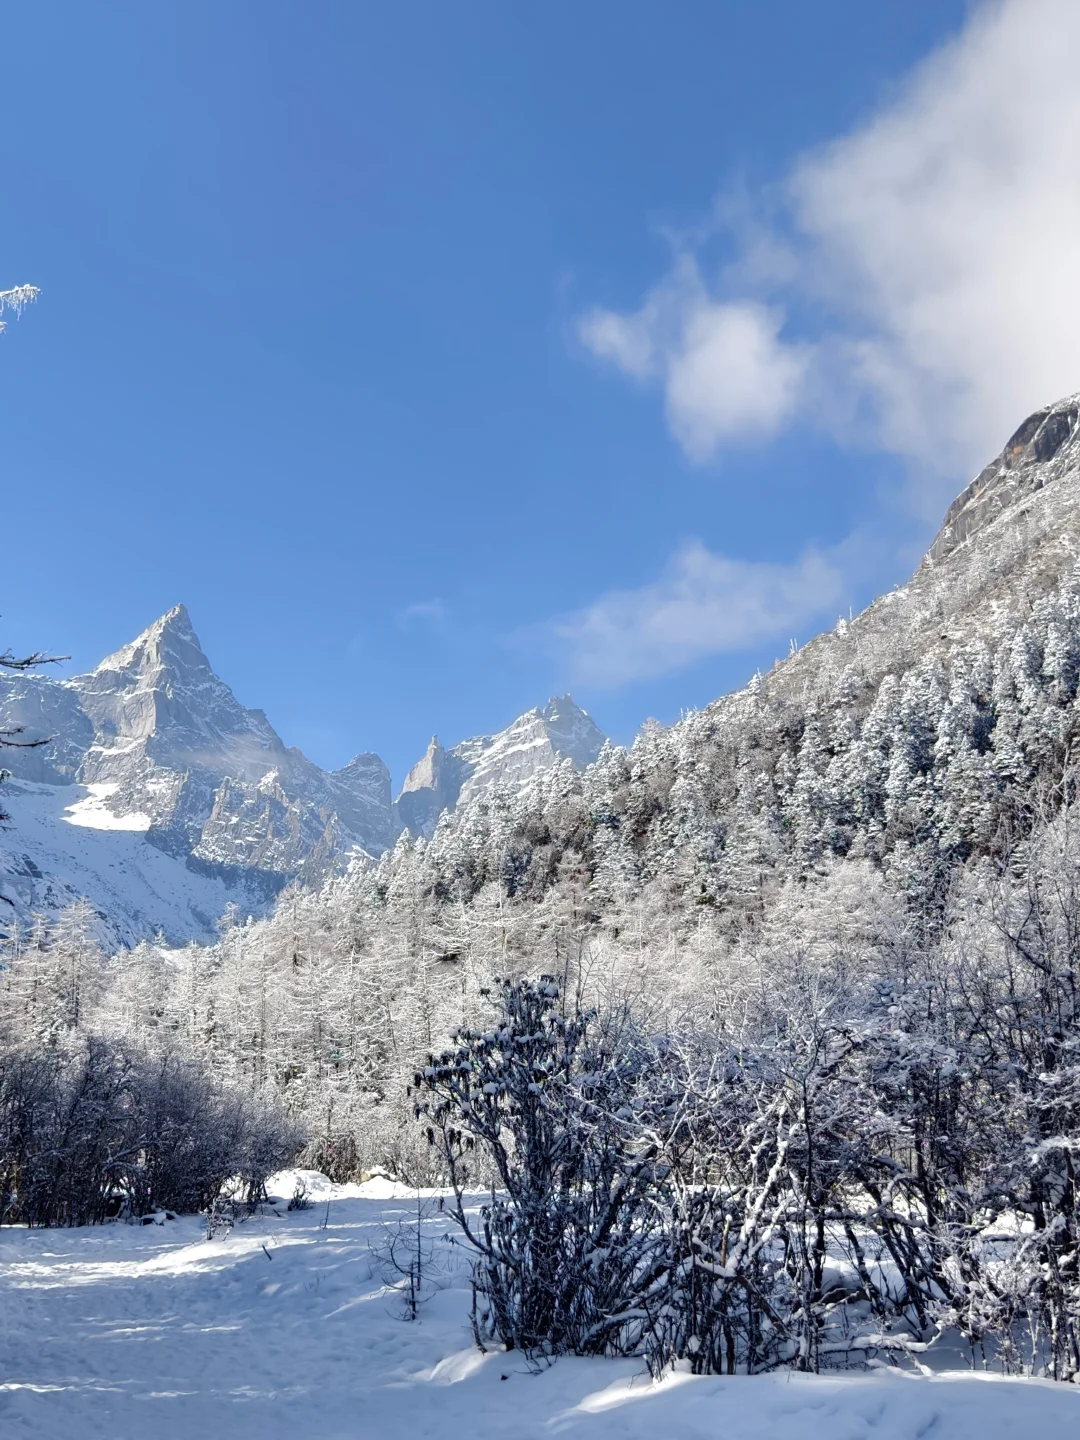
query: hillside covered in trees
5 396 1080 1378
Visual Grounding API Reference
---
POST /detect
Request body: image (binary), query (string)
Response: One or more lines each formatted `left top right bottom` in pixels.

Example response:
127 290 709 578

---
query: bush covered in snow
0 1038 301 1226
418 954 1080 1382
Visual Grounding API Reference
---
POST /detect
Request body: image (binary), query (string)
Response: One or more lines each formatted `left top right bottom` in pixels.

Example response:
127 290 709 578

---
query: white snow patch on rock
63 782 152 832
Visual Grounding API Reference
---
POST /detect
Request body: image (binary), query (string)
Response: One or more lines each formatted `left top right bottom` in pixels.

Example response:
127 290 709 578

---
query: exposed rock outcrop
393 696 606 837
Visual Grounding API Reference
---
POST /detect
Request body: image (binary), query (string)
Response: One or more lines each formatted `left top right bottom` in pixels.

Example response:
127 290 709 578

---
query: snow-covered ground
1 1175 1078 1439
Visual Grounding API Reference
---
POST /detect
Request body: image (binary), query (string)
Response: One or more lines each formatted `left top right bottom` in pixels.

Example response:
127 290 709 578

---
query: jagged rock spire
394 696 606 837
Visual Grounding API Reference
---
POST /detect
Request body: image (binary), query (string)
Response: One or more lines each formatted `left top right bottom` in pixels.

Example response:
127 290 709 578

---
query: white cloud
666 297 809 459
579 257 808 456
579 0 1080 502
552 540 843 687
560 0 1080 689
793 0 1080 490
578 304 655 381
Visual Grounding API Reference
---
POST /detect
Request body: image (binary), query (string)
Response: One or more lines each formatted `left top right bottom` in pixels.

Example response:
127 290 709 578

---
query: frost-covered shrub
416 977 670 1357
136 1052 301 1215
0 1038 302 1226
416 956 1080 1381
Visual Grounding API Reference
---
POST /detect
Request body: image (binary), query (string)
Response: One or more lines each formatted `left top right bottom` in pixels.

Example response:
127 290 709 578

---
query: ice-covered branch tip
0 284 40 332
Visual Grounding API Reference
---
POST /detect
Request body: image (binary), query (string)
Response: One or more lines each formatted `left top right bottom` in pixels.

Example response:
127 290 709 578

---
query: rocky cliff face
393 695 607 836
928 396 1080 566
394 737 470 838
746 392 1080 718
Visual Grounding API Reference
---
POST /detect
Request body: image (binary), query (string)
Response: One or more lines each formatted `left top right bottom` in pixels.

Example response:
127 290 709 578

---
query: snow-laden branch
0 283 39 332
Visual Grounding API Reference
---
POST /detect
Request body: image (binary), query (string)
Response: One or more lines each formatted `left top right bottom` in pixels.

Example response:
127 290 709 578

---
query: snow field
1 1175 1079 1439
0 780 238 945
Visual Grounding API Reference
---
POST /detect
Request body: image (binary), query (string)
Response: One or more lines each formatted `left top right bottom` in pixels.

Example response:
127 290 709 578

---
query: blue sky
3 0 1078 787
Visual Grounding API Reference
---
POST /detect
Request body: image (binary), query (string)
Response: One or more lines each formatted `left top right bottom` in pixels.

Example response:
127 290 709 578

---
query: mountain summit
75 604 287 790
928 393 1080 566
394 695 606 836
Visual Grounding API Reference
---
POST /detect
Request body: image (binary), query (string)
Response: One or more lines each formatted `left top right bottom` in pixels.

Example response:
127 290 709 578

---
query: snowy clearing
1 1176 1078 1439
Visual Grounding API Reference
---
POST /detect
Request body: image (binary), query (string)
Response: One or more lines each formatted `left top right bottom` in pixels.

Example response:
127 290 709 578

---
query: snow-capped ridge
91 602 199 676
0 611 608 940
394 694 606 836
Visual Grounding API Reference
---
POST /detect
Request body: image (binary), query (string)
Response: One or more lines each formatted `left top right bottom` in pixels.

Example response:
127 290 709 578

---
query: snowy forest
9 1 1080 1430
5 537 1080 1380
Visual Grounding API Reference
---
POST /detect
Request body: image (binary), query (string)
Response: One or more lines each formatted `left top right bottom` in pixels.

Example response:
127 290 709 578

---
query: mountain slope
8 394 1076 947
764 392 1080 709
365 394 1080 920
0 779 243 947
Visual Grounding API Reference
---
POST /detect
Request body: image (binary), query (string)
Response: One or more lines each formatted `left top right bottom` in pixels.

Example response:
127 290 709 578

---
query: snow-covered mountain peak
394 737 469 837
0 607 393 943
537 694 607 768
71 607 279 788
82 604 241 741
398 736 456 795
454 695 604 781
2 601 610 938
395 696 606 835
92 602 200 678
0 605 604 940
81 604 255 713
